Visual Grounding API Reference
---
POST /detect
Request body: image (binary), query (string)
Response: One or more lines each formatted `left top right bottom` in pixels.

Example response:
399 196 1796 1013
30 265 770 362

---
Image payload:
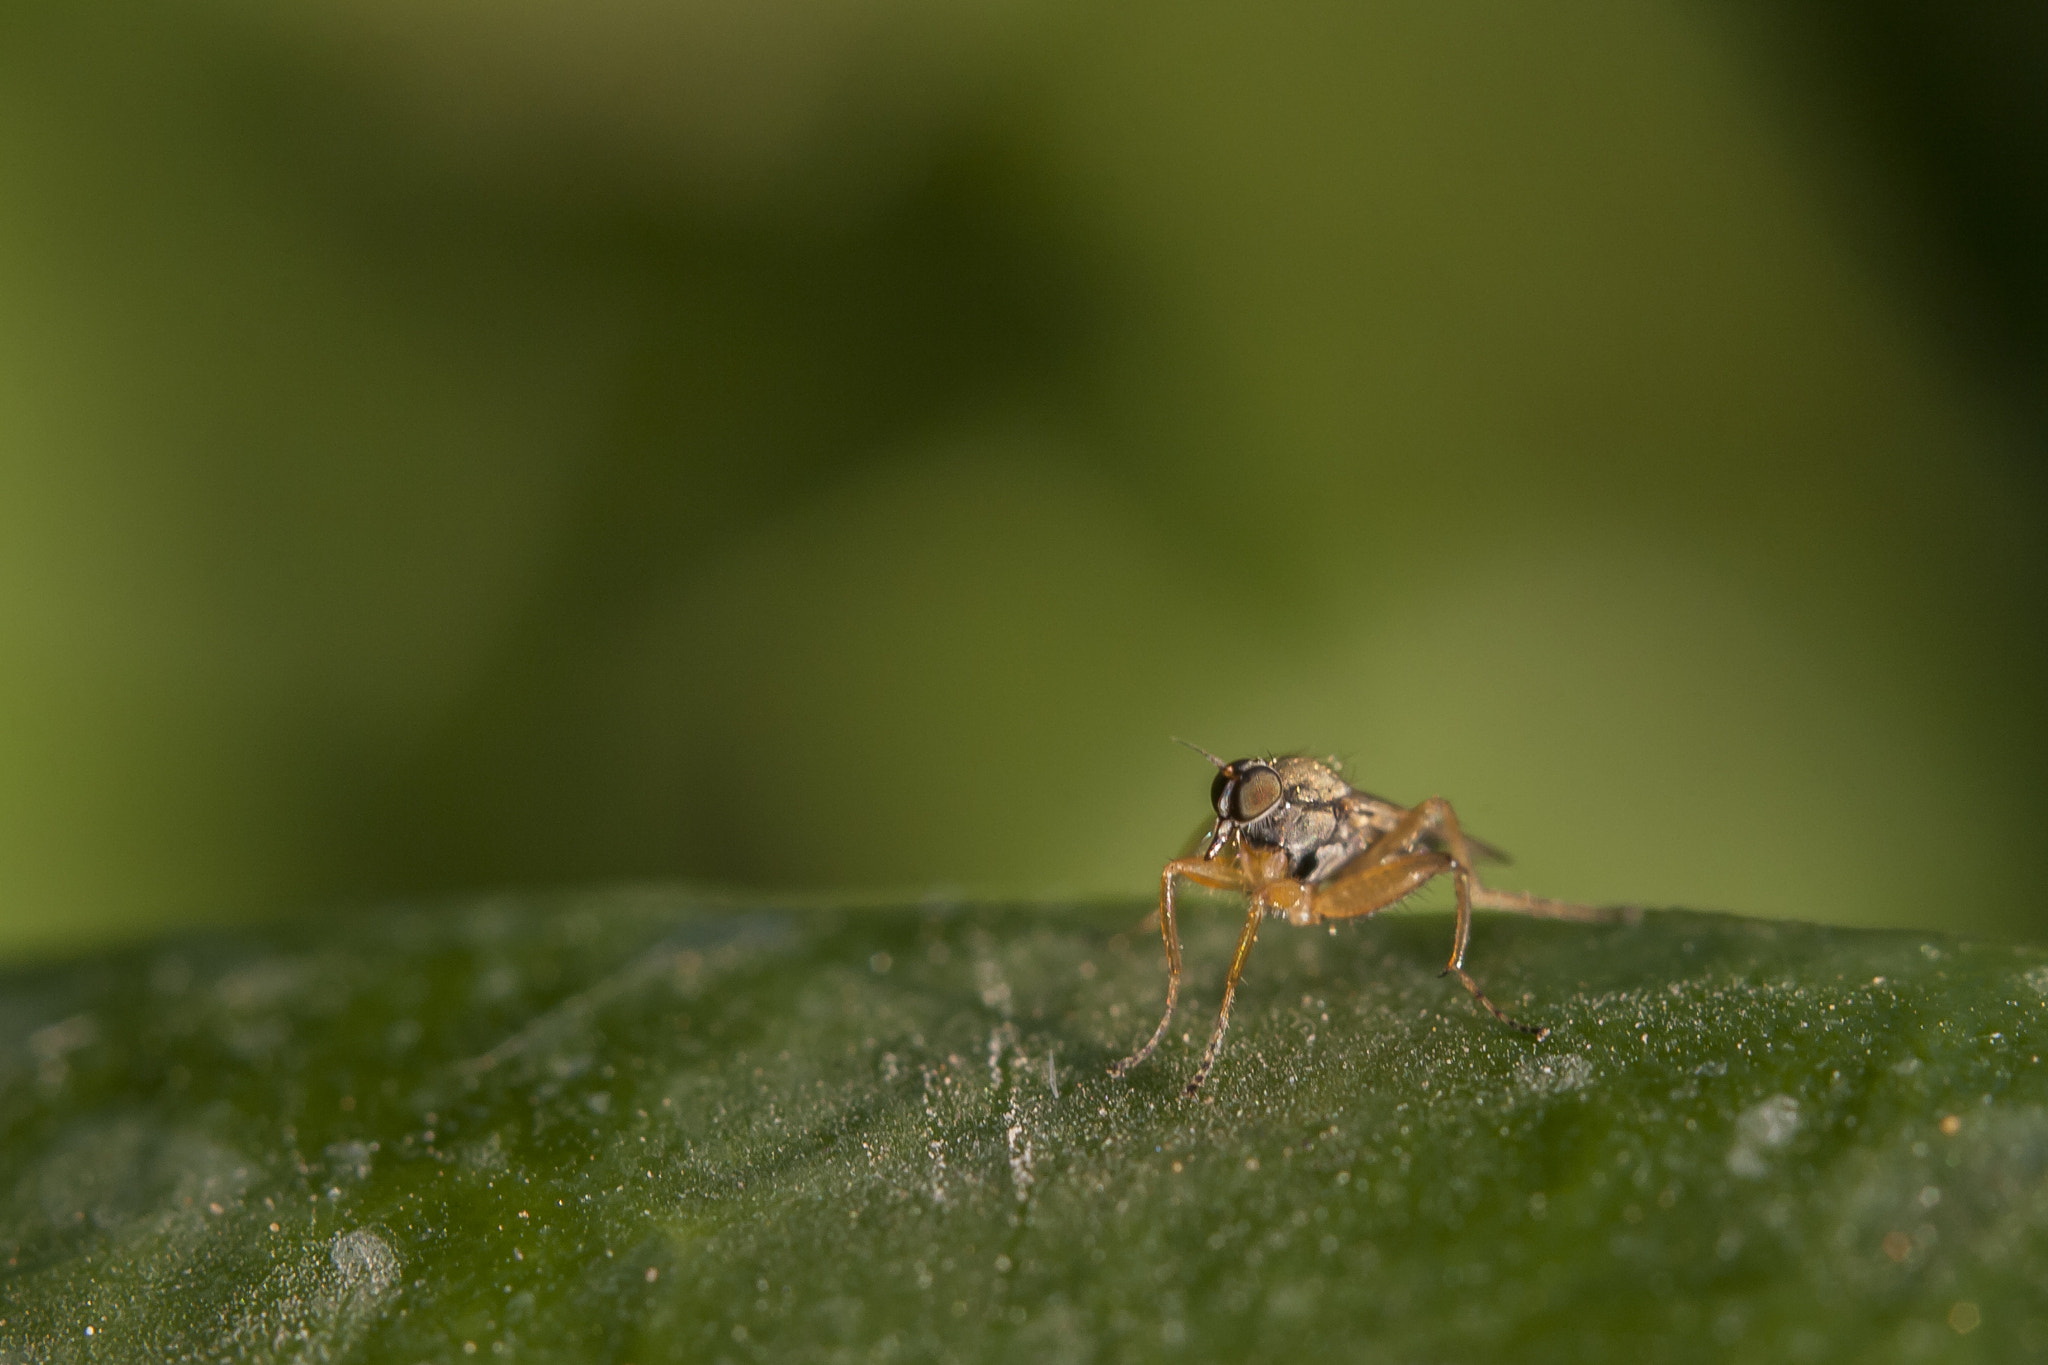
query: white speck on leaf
1727 1095 1801 1178
1514 1053 1593 1098
331 1228 400 1295
976 959 1013 1017
27 1014 97 1087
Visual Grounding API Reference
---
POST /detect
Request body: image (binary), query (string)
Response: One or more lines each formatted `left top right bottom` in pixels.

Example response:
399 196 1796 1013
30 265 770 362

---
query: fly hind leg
1405 798 1555 1039
1471 885 1641 924
1319 800 1555 1039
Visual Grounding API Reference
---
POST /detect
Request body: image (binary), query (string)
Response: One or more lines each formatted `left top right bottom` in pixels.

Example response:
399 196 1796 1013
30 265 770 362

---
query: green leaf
4 893 2046 1362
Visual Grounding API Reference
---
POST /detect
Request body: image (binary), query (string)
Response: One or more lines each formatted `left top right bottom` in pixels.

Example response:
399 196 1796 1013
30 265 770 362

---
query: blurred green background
1 0 2044 960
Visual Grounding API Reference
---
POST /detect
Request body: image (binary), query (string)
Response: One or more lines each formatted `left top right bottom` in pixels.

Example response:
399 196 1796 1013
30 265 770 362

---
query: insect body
1112 746 1626 1095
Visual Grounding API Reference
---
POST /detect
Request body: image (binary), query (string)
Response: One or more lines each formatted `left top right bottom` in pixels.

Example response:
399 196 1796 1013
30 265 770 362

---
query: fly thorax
1277 805 1337 874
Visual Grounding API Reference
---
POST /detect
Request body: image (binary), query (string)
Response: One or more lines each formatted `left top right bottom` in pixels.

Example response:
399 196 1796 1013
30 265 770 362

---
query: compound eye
1210 769 1232 815
1231 766 1282 821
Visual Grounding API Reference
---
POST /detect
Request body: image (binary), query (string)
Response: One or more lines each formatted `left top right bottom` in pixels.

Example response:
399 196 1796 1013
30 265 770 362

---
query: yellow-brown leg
1325 799 1570 1038
1303 850 1453 922
1471 885 1640 923
1387 799 1556 1038
1183 898 1266 1096
1344 796 1483 870
1354 797 1624 924
1442 858 1550 1038
1110 855 1241 1078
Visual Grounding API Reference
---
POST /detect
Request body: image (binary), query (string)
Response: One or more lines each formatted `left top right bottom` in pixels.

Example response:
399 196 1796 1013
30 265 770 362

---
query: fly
1111 743 1635 1095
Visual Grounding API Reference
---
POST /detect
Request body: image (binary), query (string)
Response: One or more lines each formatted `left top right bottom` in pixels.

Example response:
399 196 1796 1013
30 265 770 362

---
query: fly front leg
1184 898 1267 1096
1110 856 1241 1078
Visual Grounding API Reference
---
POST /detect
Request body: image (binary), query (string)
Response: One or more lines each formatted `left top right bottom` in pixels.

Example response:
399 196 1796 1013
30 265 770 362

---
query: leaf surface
3 893 2045 1362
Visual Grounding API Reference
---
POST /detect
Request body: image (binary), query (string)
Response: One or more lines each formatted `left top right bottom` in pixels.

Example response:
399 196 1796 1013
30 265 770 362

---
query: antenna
1171 737 1228 768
